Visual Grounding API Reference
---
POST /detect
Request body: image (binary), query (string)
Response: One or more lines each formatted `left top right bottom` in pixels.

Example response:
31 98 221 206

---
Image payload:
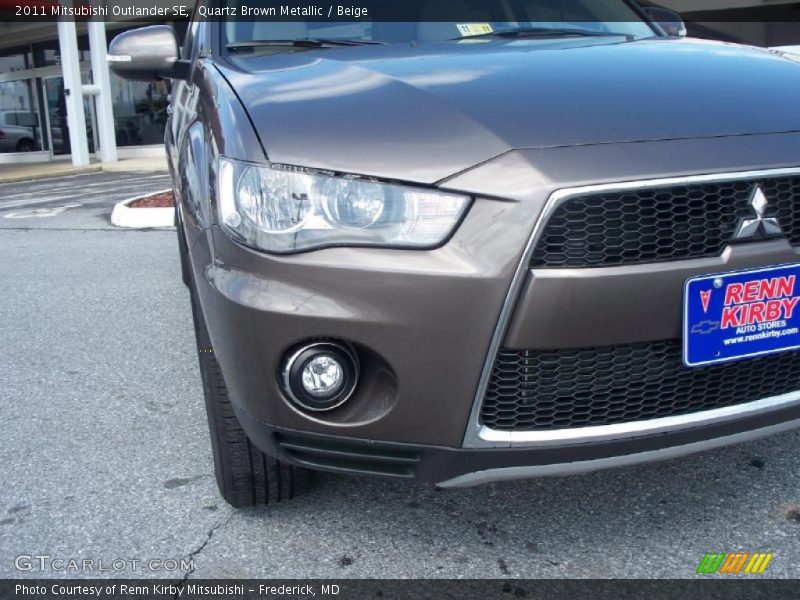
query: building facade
0 21 186 165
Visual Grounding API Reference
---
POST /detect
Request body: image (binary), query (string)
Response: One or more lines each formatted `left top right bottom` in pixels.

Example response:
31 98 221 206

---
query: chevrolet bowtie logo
734 186 782 240
690 320 719 335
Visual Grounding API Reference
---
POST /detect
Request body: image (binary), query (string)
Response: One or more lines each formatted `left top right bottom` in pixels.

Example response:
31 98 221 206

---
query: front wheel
189 284 313 507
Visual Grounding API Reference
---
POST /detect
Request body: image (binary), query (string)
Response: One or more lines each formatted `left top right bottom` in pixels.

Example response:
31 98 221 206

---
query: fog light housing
281 343 358 412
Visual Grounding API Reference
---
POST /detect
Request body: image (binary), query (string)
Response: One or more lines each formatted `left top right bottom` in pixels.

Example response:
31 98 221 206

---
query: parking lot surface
1 172 800 579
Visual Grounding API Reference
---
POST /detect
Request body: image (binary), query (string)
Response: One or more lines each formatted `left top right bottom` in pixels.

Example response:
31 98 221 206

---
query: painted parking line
0 177 172 209
0 187 164 209
2 203 83 219
0 173 170 194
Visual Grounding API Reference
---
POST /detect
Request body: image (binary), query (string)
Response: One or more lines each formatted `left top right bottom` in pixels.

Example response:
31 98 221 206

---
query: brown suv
109 3 800 506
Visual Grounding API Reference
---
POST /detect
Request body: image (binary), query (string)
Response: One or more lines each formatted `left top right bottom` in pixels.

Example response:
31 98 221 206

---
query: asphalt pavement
2 171 800 580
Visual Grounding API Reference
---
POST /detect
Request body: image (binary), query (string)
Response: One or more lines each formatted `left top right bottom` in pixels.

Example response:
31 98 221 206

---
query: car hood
217 37 800 184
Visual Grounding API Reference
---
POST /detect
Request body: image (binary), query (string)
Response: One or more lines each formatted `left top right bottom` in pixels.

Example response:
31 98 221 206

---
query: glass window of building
110 76 170 147
32 36 90 69
0 45 32 74
0 79 42 153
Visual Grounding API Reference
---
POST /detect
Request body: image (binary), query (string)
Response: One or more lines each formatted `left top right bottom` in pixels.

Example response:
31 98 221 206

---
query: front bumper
233 398 800 486
188 132 800 482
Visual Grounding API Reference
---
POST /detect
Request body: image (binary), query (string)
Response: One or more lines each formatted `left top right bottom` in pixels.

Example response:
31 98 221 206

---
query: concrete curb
0 165 103 184
0 157 168 184
111 189 174 229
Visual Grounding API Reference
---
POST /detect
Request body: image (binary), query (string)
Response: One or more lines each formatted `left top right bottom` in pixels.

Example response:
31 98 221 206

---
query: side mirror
643 7 687 38
107 25 189 82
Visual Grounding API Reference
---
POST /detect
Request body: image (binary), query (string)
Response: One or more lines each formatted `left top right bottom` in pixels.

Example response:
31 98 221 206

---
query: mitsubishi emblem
734 186 782 240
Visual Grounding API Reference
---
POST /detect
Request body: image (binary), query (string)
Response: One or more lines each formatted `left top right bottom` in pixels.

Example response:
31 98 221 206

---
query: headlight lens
217 158 470 253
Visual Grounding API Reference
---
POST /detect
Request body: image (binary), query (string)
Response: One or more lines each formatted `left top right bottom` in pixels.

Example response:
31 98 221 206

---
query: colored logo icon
696 552 773 574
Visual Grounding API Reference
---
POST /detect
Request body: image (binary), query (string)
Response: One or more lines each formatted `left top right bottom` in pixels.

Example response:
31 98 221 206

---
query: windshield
222 0 656 46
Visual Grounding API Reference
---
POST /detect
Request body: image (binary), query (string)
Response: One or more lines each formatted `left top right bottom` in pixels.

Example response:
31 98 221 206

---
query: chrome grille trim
462 166 800 449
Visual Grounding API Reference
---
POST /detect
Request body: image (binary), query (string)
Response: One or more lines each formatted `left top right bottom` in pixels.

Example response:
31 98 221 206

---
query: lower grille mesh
481 340 800 431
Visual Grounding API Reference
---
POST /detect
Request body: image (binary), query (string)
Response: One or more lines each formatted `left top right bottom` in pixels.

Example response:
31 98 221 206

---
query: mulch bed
128 191 174 208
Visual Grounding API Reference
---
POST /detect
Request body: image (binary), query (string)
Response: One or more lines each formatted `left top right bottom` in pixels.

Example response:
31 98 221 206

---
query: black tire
15 138 34 152
176 210 191 288
189 284 313 507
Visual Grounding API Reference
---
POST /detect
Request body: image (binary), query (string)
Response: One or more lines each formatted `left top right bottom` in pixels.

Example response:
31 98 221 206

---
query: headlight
217 157 470 253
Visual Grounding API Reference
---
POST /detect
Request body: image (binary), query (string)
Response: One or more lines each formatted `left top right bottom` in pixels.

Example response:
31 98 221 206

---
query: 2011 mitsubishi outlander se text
109 1 800 507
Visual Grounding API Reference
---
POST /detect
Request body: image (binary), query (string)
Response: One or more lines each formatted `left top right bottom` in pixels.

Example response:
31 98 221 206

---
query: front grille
481 340 800 432
530 177 800 268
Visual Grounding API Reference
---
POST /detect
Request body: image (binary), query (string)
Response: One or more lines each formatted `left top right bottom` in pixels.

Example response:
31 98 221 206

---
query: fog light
282 342 358 412
301 355 344 397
